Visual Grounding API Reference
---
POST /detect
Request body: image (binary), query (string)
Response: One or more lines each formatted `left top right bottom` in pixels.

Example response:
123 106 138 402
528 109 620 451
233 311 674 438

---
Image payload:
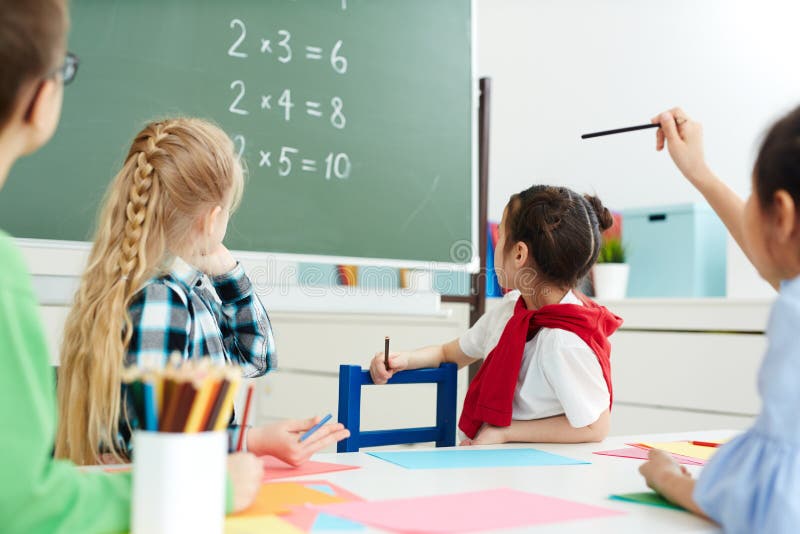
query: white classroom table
287 430 736 533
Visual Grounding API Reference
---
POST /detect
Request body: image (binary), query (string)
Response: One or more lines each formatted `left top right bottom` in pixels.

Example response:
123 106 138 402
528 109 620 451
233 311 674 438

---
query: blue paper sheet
312 512 365 531
367 448 588 470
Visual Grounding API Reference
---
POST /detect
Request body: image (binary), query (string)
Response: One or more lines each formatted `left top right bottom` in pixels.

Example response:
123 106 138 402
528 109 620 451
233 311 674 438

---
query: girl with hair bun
369 184 623 445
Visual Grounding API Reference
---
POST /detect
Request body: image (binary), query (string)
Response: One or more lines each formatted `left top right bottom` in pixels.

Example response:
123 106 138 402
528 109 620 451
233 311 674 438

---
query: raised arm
653 108 779 290
212 263 276 377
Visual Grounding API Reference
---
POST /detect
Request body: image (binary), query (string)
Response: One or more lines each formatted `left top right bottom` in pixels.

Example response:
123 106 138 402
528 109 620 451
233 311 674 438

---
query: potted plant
593 237 629 299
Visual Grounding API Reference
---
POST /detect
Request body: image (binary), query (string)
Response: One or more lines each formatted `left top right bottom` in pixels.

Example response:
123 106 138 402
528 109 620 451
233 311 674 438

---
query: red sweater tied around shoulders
458 293 623 439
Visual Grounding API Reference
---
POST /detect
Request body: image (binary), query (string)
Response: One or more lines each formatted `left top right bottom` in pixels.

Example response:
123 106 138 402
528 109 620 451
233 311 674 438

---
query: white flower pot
593 263 630 300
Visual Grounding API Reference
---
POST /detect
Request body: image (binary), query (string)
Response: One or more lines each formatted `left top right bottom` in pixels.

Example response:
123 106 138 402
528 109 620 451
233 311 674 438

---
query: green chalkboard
0 0 474 265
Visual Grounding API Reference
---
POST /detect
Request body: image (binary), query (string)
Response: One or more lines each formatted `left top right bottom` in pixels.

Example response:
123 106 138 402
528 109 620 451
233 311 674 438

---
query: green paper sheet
610 492 684 511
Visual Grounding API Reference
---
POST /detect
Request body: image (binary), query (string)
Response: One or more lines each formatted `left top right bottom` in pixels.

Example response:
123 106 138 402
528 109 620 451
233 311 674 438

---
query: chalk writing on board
228 80 248 115
227 15 351 182
228 19 248 58
252 146 351 180
250 90 346 129
229 20 348 73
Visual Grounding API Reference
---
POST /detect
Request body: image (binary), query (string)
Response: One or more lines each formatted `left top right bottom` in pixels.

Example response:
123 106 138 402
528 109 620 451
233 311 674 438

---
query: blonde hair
55 118 243 464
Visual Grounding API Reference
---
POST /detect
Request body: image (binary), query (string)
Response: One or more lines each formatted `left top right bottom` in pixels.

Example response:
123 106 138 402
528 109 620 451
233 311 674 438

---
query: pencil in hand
299 413 333 442
384 336 390 371
236 384 254 452
581 122 660 139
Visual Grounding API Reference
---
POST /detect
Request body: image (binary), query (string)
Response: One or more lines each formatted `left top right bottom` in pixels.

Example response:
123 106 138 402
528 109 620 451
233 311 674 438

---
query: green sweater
0 231 131 533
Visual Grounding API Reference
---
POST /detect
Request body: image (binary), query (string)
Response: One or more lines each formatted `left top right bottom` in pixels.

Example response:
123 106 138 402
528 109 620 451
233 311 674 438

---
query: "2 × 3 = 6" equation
228 19 348 74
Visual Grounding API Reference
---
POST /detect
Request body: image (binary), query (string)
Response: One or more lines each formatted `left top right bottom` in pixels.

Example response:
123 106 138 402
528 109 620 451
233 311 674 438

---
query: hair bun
524 187 571 241
584 194 614 232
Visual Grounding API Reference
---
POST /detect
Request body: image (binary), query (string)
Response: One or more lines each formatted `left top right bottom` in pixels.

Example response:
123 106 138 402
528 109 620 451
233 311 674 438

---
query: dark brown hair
0 0 68 128
505 185 614 287
754 105 800 212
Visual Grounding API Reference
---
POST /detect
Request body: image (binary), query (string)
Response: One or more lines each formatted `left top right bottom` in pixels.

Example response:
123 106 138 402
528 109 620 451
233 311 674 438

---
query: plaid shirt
126 258 276 375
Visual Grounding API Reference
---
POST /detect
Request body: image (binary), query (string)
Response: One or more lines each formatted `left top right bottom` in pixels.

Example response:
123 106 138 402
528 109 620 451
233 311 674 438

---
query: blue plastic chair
337 363 457 452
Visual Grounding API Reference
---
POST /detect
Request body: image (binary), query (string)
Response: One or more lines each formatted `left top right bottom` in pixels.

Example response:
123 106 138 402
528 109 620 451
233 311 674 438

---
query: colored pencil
581 123 659 139
236 384 254 452
160 379 185 432
197 378 223 431
213 368 242 432
129 380 145 425
184 373 216 433
384 336 390 371
205 379 231 431
124 357 251 436
300 413 333 442
170 379 198 432
142 379 158 431
691 441 721 448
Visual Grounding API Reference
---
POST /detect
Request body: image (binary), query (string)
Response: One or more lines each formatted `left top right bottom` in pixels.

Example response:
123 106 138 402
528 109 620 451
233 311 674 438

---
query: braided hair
56 118 243 464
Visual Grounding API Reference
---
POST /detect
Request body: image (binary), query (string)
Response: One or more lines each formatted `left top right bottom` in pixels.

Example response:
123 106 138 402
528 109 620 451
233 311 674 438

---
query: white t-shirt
459 290 609 428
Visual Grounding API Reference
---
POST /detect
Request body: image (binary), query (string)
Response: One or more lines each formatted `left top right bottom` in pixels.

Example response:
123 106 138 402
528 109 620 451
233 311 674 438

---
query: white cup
132 431 227 534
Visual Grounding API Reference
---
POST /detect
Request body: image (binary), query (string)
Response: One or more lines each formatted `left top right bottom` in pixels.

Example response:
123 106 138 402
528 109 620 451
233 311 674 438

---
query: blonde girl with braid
56 118 349 470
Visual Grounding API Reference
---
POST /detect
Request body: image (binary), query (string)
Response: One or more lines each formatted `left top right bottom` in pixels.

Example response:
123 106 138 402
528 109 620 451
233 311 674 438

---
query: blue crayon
300 413 333 442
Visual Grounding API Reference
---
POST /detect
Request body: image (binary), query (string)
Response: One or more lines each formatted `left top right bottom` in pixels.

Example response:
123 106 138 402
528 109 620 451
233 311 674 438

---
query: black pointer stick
581 123 660 139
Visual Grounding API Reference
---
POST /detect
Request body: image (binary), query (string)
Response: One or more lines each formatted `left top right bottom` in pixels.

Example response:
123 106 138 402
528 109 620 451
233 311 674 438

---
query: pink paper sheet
261 456 360 481
626 444 708 465
594 447 704 466
313 488 624 533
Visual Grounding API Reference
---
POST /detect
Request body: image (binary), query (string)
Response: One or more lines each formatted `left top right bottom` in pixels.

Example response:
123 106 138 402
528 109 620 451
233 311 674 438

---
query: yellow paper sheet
233 482 346 516
225 515 303 534
639 441 719 461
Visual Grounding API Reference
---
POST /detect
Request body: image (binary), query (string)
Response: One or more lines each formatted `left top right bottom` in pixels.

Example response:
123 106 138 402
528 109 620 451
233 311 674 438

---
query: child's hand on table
369 352 409 384
226 452 262 512
639 448 691 494
248 416 350 466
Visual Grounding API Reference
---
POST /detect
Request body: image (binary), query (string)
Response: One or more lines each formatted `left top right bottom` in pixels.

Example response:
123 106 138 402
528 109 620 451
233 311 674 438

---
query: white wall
477 0 800 221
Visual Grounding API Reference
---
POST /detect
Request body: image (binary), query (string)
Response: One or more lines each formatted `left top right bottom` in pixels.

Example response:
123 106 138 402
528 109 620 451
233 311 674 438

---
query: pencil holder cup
131 431 227 534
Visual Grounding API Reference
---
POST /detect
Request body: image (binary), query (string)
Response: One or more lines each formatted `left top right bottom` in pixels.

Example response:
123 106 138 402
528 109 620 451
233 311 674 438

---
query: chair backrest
337 363 457 453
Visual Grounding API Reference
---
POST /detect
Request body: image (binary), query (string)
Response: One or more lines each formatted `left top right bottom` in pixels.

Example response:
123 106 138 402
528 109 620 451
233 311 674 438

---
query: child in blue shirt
640 105 800 533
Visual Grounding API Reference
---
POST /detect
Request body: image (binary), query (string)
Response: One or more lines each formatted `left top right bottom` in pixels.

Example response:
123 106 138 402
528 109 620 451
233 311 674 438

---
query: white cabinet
611 331 765 415
601 298 772 435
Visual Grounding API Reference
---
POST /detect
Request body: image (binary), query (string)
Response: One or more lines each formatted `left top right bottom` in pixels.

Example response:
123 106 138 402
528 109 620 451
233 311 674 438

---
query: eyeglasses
51 52 80 85
23 52 80 121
